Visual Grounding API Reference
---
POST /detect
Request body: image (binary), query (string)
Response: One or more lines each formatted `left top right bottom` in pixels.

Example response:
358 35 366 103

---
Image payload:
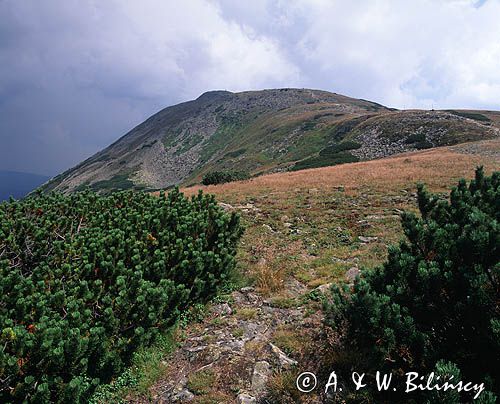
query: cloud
216 0 500 110
0 0 499 175
0 0 299 175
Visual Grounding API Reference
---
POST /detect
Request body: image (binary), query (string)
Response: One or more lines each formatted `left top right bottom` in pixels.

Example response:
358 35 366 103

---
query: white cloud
215 0 500 109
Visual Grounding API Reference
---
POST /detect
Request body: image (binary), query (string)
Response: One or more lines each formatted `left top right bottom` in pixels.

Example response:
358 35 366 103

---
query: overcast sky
1 0 499 176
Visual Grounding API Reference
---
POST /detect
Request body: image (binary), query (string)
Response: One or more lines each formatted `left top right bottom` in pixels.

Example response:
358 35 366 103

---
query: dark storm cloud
0 0 499 176
0 0 298 175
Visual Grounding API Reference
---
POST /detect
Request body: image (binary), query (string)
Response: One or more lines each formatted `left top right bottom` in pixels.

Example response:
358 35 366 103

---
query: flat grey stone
270 343 298 369
315 282 332 294
238 392 257 403
251 361 272 394
212 302 232 316
359 236 378 243
172 388 194 401
345 266 360 282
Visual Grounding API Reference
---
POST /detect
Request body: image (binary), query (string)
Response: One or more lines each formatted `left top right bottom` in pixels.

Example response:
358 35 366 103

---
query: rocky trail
136 279 328 403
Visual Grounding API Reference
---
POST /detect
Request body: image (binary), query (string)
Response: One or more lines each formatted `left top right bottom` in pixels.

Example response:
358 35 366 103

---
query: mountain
41 88 500 193
0 171 50 201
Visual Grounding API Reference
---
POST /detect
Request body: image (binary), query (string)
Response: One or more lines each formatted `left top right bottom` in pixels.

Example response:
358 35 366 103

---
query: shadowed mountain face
0 171 50 201
41 88 500 193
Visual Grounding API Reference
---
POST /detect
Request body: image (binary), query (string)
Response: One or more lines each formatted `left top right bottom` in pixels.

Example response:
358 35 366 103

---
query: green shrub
405 132 426 144
414 140 433 149
327 116 370 142
90 174 140 192
0 189 242 402
319 140 362 155
224 148 246 158
201 170 250 185
292 151 359 171
301 121 316 131
405 133 433 149
325 167 499 401
446 110 491 122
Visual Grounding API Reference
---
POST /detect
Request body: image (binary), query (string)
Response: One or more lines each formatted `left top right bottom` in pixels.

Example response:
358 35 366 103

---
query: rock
345 267 360 282
232 291 246 304
225 339 245 352
238 286 259 303
212 303 232 316
184 345 207 353
251 361 272 395
241 322 260 338
262 224 274 232
238 393 257 403
172 376 188 392
357 220 372 229
246 293 260 304
283 222 292 228
284 277 308 295
172 389 194 401
358 236 378 243
218 202 234 211
235 203 261 213
270 343 298 369
366 215 381 220
315 282 332 295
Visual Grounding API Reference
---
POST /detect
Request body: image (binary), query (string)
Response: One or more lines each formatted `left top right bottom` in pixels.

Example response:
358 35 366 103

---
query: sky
1 0 499 176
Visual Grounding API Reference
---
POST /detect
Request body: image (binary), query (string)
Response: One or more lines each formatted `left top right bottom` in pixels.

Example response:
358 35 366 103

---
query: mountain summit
42 88 499 193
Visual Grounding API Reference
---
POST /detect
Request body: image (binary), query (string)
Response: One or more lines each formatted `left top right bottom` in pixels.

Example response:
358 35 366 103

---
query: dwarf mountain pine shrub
201 170 250 185
325 167 499 402
0 188 242 403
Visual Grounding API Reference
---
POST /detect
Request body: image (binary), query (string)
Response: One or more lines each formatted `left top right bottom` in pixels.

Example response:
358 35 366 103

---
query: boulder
315 282 332 295
345 267 360 282
251 361 272 395
212 303 232 316
269 343 298 369
238 393 257 403
359 235 378 243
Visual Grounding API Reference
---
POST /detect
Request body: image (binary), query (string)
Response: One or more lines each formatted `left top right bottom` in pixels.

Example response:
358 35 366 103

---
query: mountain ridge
40 88 500 193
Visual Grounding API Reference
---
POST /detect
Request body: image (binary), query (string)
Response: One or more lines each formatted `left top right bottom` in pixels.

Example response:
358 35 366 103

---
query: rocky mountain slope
40 89 500 193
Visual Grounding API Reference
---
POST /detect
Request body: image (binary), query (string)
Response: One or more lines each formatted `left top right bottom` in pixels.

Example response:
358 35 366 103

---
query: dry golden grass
179 141 499 301
254 260 286 294
182 142 499 198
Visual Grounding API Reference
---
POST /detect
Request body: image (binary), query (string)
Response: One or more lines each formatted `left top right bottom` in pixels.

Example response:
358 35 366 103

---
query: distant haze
0 171 50 201
1 0 499 176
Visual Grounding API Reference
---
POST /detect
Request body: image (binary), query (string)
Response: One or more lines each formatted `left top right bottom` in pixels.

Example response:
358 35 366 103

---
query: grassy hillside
40 89 499 194
94 139 499 403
